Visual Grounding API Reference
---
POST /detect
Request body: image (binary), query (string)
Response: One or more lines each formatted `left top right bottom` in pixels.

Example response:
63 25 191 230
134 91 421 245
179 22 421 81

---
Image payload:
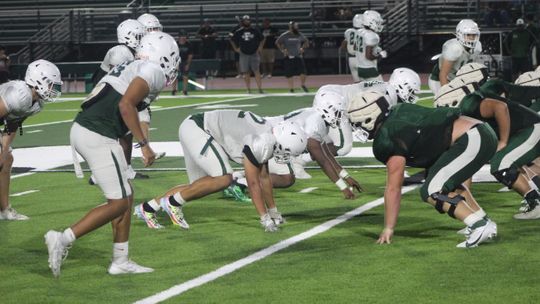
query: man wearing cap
276 21 309 93
172 30 194 96
505 18 534 80
230 15 264 94
197 19 218 60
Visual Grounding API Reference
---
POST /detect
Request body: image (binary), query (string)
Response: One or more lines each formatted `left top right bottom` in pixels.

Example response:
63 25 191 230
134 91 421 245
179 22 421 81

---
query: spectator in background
505 18 533 79
172 30 194 96
228 17 243 78
260 18 279 78
230 15 264 94
525 14 540 68
197 19 217 60
276 21 309 93
0 46 10 84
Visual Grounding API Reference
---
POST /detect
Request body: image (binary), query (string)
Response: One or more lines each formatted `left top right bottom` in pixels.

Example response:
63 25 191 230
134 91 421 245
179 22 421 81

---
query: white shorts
348 56 360 82
138 108 151 124
428 78 441 96
268 158 294 175
327 116 353 156
70 122 131 200
179 117 233 183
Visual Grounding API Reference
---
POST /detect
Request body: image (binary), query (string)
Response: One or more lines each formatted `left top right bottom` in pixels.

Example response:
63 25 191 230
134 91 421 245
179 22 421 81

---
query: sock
112 242 129 264
143 199 160 213
126 165 136 179
474 208 487 219
232 171 245 180
300 153 313 163
463 213 484 227
169 193 185 207
61 228 76 246
236 177 248 188
524 189 540 200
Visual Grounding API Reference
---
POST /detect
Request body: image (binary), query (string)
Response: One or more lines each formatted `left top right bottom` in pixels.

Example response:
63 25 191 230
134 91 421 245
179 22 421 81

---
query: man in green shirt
348 91 498 248
505 19 533 80
435 74 540 220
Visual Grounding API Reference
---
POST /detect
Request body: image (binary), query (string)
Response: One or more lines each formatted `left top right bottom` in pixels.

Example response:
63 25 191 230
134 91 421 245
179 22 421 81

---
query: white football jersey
203 110 275 165
316 81 398 110
268 108 328 143
99 60 166 108
355 28 380 68
438 38 482 82
0 80 43 122
344 28 358 56
100 45 135 72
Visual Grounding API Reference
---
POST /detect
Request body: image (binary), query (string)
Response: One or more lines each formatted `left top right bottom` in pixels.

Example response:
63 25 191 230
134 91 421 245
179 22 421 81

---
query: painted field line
26 130 43 134
11 172 35 179
299 187 318 193
134 185 418 304
24 96 263 128
10 190 40 197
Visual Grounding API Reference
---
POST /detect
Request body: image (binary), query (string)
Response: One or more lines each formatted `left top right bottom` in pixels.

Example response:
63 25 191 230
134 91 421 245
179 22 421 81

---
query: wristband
335 178 348 191
136 139 148 148
339 169 350 179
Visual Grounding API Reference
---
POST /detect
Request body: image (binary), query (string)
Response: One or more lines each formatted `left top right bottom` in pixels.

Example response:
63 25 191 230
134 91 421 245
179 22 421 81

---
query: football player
348 91 498 248
0 59 62 220
44 32 180 277
134 111 307 232
137 13 163 33
340 14 363 82
435 74 540 220
354 10 386 82
428 19 482 95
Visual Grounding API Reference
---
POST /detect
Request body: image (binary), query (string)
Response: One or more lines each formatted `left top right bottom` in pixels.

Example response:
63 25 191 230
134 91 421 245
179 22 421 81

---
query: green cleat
224 185 251 203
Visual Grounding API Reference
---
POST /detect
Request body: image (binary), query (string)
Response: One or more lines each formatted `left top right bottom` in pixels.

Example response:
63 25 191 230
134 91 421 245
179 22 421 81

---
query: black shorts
179 62 190 78
284 57 306 78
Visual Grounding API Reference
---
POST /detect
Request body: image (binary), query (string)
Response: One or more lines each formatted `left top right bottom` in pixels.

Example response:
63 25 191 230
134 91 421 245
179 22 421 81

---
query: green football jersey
478 78 540 107
372 103 460 167
459 82 540 136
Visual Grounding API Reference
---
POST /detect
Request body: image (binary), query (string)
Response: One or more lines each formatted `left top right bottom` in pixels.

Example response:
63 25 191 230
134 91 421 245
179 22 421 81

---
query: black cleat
88 177 96 185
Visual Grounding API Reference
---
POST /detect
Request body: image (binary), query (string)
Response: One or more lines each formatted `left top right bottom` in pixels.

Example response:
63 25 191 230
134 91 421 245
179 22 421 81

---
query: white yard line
26 130 43 134
10 190 40 197
134 185 418 304
299 187 319 193
11 172 36 179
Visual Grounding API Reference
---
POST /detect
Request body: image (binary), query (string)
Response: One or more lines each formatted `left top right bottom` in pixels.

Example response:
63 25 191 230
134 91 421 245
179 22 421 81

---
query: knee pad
430 192 465 218
492 167 519 188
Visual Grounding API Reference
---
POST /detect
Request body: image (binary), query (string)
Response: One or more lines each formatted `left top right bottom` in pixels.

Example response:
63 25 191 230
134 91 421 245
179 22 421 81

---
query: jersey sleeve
344 28 353 40
458 95 482 118
304 115 327 142
243 133 275 166
372 129 396 164
1 82 33 116
109 46 134 67
136 61 166 93
442 40 464 61
364 31 380 47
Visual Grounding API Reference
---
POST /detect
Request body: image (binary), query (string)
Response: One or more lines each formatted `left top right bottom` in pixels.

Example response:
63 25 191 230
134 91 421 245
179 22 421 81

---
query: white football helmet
388 68 421 103
25 59 63 102
117 19 145 49
433 79 478 108
456 19 480 49
455 62 489 85
515 71 540 86
272 121 307 164
137 13 162 32
313 90 346 128
137 32 180 85
347 91 390 142
352 14 363 29
362 10 384 33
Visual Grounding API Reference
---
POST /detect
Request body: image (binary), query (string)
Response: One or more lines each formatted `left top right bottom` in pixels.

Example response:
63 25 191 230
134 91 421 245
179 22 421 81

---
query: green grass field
2 89 540 304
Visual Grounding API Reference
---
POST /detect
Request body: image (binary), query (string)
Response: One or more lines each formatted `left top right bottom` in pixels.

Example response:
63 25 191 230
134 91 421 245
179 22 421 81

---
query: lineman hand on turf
376 228 394 244
342 188 356 199
142 145 156 167
346 177 364 193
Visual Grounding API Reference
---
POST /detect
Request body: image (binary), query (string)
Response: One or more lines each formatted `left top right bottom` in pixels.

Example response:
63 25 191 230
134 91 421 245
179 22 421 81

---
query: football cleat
160 197 189 229
456 219 497 248
133 204 164 229
108 260 154 275
456 226 471 235
224 185 251 203
44 230 70 277
260 213 279 232
514 199 540 220
0 206 29 220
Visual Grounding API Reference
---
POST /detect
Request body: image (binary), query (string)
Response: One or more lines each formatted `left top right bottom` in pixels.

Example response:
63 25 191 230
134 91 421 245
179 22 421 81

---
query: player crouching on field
44 32 180 277
135 111 307 232
435 66 540 220
348 91 498 248
0 60 62 220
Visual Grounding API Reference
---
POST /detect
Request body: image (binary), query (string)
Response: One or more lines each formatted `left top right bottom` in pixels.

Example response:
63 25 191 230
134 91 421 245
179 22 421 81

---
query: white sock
463 213 483 227
127 165 136 179
147 199 161 212
236 177 248 187
232 171 245 180
112 242 129 264
172 192 186 205
61 228 76 246
474 208 487 219
300 153 313 163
